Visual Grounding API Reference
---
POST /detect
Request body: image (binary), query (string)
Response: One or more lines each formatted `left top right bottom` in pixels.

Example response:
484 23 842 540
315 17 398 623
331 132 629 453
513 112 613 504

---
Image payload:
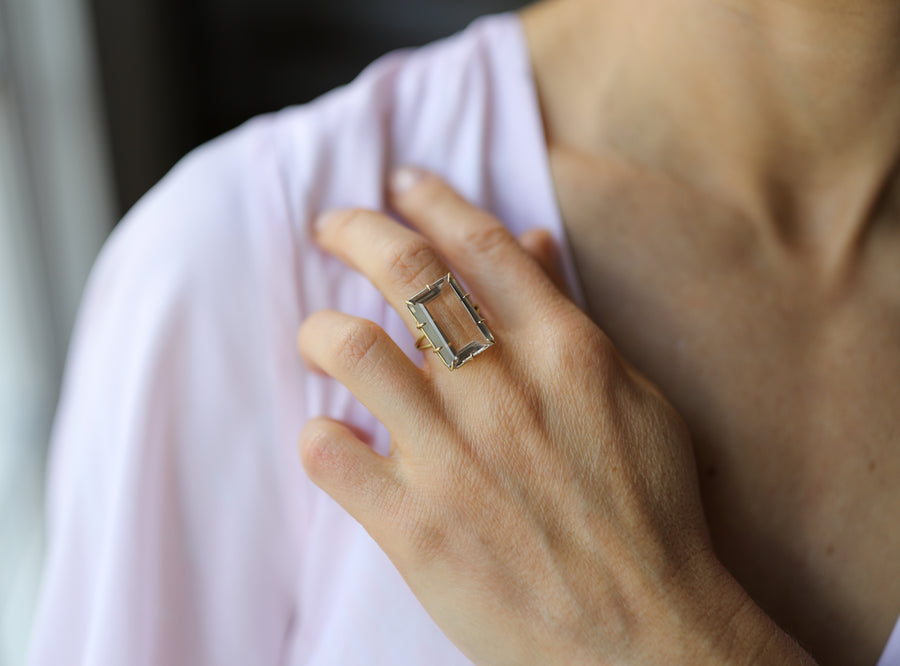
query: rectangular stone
406 274 494 370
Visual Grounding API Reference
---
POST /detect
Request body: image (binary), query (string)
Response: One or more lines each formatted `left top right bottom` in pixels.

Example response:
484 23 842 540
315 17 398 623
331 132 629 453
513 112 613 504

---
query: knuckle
299 425 335 477
588 331 620 370
543 315 621 378
577 332 622 381
404 514 450 564
459 222 511 257
398 491 468 566
384 237 443 287
331 319 383 371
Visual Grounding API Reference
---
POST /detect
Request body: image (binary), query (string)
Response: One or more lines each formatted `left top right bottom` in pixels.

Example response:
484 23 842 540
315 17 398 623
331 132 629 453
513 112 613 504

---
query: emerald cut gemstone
407 274 494 370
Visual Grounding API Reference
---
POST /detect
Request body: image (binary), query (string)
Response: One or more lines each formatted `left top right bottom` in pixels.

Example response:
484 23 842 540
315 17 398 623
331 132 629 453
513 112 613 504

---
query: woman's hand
296 169 807 665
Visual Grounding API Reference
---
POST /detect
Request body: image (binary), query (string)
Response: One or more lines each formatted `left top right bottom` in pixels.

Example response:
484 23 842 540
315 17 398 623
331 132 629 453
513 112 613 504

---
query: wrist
643 550 816 665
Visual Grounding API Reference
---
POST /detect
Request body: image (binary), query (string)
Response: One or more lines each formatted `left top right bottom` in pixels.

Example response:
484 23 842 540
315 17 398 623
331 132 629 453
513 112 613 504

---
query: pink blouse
26 11 899 666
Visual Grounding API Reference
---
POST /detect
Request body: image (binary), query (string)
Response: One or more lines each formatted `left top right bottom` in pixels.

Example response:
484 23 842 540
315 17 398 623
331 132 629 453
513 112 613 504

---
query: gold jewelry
406 273 494 371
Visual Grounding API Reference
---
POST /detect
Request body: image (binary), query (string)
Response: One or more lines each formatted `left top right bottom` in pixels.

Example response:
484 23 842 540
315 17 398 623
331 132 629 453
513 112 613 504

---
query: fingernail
390 166 425 194
314 209 339 232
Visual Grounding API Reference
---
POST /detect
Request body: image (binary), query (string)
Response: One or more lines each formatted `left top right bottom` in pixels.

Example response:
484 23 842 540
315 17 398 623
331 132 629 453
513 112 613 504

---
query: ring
406 273 494 371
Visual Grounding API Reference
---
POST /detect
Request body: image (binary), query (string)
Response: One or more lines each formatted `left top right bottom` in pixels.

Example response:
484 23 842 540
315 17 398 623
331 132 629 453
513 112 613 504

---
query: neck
523 0 900 273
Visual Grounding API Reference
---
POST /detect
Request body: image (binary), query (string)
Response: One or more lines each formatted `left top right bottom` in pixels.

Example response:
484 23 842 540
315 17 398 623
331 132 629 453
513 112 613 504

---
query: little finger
518 228 571 298
300 417 405 540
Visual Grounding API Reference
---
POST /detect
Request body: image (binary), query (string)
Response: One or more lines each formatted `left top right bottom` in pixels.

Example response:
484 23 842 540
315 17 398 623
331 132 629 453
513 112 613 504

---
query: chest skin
548 145 900 665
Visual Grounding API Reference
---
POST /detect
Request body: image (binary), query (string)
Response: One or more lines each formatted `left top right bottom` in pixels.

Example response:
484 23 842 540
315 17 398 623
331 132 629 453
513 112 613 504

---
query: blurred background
0 0 528 663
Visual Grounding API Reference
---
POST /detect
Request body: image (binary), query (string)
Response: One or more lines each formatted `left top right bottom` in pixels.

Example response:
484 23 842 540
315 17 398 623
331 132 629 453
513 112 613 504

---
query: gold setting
406 273 494 371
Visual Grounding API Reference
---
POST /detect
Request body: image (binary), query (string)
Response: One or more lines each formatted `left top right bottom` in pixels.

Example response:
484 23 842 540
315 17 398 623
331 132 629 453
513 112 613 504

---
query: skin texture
298 172 815 664
298 0 900 662
519 0 900 662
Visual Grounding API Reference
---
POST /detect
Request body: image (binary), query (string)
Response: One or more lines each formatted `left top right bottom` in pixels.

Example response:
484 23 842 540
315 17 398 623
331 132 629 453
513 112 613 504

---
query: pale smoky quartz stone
406 274 494 370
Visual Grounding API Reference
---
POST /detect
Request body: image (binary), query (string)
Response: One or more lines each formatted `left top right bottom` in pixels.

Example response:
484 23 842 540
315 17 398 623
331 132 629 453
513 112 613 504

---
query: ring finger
297 309 434 441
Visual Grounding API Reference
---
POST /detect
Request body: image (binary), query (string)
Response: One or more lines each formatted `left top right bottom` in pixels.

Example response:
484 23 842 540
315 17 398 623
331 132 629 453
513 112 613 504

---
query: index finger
388 168 561 323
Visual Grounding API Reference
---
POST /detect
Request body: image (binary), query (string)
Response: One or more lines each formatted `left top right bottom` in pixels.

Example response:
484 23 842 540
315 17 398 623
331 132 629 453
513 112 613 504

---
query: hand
296 169 807 664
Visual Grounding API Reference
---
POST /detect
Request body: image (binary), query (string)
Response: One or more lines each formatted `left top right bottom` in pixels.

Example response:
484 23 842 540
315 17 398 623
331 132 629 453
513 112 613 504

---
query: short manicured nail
390 166 425 194
314 209 339 232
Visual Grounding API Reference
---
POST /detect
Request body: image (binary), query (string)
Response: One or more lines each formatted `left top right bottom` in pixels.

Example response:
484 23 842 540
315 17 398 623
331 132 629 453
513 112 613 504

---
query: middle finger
316 208 485 341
